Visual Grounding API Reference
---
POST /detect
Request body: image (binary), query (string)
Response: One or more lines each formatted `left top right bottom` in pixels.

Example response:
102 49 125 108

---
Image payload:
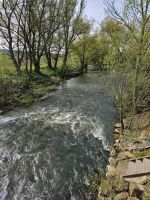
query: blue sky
85 0 106 24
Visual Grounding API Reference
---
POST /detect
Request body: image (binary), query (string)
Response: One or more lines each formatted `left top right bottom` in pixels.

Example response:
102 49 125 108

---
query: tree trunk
14 62 21 76
54 52 60 70
80 59 84 73
34 59 41 74
119 83 124 133
80 59 88 73
47 57 53 69
132 57 140 108
62 48 68 72
120 106 124 133
10 51 21 75
45 52 53 69
25 50 29 73
29 58 33 76
54 57 58 70
84 64 88 73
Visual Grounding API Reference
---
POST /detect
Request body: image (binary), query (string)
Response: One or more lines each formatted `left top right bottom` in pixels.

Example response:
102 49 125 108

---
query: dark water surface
0 68 117 200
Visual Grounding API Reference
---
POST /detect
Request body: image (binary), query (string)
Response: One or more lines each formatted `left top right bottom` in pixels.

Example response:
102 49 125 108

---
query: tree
71 20 97 72
0 0 26 75
105 0 150 113
52 30 65 70
106 0 150 128
99 18 131 131
27 0 47 74
43 0 63 70
61 0 85 74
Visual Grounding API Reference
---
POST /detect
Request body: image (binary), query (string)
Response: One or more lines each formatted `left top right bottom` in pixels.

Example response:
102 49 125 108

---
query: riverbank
96 111 150 200
0 70 117 199
0 73 61 114
0 68 84 114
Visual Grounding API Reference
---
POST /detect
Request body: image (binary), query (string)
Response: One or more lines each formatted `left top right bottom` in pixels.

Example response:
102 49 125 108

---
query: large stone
115 123 122 129
114 178 129 192
114 129 121 134
110 149 117 157
40 94 51 101
108 157 117 167
106 165 119 178
114 192 129 200
98 196 105 200
98 196 111 200
129 182 143 199
114 134 120 140
114 141 120 152
115 139 120 144
99 180 112 197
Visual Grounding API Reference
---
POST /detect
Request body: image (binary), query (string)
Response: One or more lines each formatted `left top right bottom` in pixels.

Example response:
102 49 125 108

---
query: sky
85 0 106 25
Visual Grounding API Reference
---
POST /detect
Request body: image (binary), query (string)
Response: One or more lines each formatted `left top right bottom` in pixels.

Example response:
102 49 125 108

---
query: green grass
0 53 80 110
144 194 150 200
18 95 35 105
0 54 61 110
146 114 150 121
17 73 60 106
0 53 79 76
133 151 150 158
100 179 112 191
142 178 150 186
124 133 141 143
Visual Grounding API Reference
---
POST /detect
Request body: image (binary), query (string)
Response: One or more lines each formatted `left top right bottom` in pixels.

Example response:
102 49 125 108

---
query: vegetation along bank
0 0 150 199
88 0 150 199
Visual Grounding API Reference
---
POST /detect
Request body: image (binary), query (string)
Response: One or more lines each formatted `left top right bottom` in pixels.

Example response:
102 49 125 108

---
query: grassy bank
0 54 81 113
0 66 62 112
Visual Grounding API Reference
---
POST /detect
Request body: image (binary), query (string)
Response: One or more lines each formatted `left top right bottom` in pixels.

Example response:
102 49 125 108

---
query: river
0 67 117 200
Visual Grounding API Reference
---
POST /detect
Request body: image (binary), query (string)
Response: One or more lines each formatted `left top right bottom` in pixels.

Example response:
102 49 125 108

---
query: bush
0 76 29 108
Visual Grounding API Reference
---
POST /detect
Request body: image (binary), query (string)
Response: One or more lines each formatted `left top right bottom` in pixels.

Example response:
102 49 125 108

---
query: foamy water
0 70 117 200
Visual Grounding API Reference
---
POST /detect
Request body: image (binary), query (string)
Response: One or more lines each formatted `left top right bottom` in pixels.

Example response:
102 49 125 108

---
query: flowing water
0 67 117 200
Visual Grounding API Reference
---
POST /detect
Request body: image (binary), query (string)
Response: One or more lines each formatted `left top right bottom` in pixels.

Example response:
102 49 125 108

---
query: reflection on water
0 69 117 200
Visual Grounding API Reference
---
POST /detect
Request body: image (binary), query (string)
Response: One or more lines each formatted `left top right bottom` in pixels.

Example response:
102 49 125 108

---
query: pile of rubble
98 123 150 200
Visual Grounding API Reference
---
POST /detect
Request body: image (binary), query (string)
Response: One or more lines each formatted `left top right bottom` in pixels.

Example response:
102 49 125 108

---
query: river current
0 68 117 200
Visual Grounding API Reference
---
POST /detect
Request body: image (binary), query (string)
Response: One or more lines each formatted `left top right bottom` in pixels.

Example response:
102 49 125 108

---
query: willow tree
61 0 85 73
71 20 96 72
105 0 150 126
99 18 131 131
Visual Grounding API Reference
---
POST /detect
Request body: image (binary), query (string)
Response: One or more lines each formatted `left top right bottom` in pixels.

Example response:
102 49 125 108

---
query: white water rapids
0 69 117 200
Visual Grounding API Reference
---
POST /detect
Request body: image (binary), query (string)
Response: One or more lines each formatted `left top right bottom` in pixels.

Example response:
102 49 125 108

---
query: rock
115 139 120 144
110 149 117 157
99 180 112 197
115 123 122 129
114 134 120 140
114 192 129 200
108 157 117 167
116 159 129 176
106 165 119 178
40 94 51 101
114 140 120 151
127 198 140 200
114 178 129 192
114 128 121 134
98 196 105 200
124 151 135 159
129 182 144 199
118 143 122 149
98 196 111 200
